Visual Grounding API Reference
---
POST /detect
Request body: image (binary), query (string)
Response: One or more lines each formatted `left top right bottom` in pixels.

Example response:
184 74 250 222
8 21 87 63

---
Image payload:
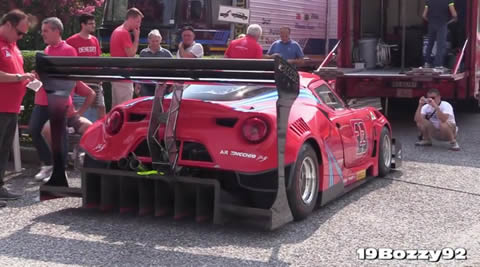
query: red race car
36 54 402 230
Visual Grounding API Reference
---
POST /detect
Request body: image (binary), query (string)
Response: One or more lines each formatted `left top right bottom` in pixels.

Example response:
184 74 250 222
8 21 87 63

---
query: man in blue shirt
423 0 457 68
267 27 304 64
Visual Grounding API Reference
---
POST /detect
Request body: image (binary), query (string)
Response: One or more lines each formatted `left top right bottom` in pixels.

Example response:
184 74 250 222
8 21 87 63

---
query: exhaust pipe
129 158 147 172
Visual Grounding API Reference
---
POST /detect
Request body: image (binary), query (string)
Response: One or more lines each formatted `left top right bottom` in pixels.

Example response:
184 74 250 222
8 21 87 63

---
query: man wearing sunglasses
0 9 36 208
414 88 460 151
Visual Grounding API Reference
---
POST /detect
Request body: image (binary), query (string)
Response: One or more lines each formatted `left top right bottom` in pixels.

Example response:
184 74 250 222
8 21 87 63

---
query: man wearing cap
177 26 204 58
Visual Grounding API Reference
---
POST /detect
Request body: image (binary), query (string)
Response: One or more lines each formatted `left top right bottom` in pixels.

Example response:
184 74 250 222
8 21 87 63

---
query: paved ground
0 109 479 266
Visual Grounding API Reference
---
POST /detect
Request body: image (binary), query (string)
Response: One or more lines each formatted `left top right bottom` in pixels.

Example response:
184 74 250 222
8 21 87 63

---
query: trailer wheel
378 127 392 177
287 143 319 221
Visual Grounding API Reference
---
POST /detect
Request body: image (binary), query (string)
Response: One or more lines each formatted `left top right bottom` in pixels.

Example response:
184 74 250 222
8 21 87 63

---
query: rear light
242 117 269 143
105 109 124 135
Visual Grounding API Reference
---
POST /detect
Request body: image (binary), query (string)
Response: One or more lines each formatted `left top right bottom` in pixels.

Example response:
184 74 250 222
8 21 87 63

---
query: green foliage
2 1 105 50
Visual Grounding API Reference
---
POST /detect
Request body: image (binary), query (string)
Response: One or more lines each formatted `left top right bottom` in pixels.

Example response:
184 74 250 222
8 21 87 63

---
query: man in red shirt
30 17 92 184
109 8 143 107
224 24 263 59
67 13 105 120
0 10 35 206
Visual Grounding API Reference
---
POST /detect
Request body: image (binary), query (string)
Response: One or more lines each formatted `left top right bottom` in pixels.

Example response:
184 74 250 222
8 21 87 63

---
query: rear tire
378 127 392 177
287 143 319 221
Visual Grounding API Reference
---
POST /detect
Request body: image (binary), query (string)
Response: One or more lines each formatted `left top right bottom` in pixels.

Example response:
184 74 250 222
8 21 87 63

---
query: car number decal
352 120 368 155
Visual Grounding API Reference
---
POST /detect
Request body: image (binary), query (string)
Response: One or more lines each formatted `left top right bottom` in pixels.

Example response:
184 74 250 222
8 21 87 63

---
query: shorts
67 115 89 133
111 81 134 107
428 121 458 141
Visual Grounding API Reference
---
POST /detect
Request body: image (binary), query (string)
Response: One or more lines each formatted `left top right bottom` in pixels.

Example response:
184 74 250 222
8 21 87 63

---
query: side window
314 85 344 110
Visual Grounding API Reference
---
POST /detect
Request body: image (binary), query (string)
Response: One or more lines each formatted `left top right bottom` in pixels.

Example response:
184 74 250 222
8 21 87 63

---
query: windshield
182 84 276 101
104 0 176 25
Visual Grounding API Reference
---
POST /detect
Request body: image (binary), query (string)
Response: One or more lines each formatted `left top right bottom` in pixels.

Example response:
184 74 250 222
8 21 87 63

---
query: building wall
249 0 338 54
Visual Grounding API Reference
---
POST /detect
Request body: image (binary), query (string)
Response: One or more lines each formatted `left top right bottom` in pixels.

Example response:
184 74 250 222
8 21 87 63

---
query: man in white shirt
176 26 203 58
414 88 460 150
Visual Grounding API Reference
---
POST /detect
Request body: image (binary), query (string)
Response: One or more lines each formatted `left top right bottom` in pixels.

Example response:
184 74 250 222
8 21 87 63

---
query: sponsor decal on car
219 150 268 161
356 169 367 180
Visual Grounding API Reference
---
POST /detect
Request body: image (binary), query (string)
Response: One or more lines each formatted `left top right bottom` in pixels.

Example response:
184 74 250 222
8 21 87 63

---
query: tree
1 0 105 50
1 0 105 25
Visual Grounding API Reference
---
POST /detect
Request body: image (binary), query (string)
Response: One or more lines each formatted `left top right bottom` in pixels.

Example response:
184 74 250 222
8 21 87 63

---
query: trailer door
473 1 480 100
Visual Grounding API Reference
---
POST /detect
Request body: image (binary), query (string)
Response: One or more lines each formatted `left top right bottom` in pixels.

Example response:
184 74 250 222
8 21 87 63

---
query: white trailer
248 0 338 55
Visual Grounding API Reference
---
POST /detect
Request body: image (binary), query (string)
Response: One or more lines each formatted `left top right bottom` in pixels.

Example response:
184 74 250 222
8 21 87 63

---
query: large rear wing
35 53 289 84
36 53 299 229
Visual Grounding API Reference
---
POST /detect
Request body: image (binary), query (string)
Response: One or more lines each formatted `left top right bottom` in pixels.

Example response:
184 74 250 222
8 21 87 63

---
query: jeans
28 105 67 166
0 113 18 187
425 22 448 67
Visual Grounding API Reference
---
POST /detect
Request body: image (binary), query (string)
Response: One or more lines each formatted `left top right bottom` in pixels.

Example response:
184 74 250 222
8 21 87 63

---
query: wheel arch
304 137 324 192
304 138 323 165
286 136 324 191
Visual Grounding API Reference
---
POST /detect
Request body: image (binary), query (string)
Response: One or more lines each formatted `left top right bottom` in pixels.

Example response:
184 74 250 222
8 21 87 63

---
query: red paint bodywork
80 72 391 193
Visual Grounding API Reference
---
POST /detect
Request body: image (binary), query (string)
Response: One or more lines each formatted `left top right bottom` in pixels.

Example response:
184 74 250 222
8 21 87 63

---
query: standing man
110 8 144 107
423 0 458 68
67 13 106 121
0 10 35 207
30 17 93 184
414 89 460 151
137 29 173 97
224 24 263 59
177 26 204 58
266 27 304 64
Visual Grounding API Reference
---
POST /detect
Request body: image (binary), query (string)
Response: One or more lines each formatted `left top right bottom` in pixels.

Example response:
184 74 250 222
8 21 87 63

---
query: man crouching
415 88 460 151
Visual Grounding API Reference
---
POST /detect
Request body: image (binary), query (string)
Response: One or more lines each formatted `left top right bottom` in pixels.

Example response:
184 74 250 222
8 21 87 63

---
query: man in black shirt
423 0 458 68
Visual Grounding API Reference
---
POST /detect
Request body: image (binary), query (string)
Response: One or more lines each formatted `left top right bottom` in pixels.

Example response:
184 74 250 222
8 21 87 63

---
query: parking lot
0 109 479 266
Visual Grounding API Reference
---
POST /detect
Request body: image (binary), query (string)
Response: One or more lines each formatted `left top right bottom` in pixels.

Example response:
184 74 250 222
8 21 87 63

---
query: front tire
378 127 392 177
287 143 319 221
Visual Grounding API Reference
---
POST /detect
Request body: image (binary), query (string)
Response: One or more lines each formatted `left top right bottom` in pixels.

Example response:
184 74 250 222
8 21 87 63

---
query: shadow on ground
0 171 394 266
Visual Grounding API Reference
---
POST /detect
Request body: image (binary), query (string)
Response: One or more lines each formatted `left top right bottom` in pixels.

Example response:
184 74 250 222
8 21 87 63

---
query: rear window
182 84 276 101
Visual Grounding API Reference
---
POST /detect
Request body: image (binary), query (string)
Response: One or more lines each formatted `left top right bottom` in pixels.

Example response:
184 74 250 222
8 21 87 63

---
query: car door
311 82 372 169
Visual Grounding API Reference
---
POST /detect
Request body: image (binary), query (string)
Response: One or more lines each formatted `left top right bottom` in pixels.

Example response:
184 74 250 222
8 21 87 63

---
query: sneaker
449 141 460 151
34 165 53 182
0 200 6 208
0 187 22 200
415 140 433 146
423 63 432 68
